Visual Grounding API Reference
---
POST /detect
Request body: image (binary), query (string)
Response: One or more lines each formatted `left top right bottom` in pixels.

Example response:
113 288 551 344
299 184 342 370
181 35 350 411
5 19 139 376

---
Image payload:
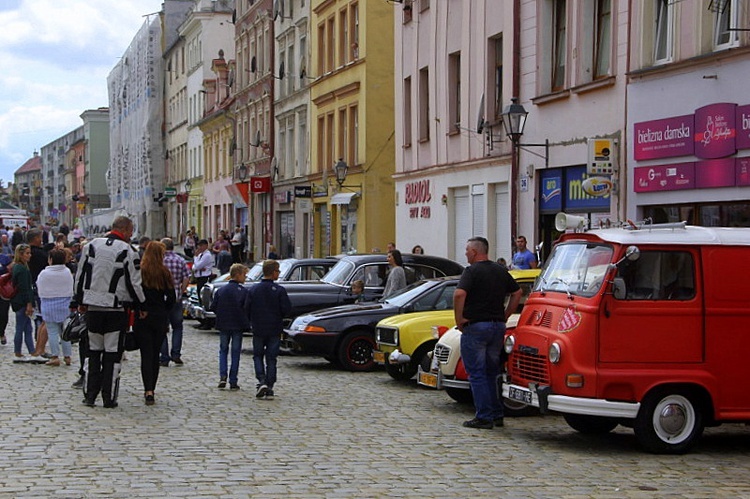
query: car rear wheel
337 330 376 372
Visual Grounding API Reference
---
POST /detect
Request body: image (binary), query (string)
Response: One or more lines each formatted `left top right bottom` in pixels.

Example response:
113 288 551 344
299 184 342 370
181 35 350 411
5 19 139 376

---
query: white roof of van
568 226 750 246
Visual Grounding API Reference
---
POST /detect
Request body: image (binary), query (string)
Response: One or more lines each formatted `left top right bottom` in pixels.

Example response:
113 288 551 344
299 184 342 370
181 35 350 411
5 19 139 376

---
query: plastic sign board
164 187 177 197
587 138 615 175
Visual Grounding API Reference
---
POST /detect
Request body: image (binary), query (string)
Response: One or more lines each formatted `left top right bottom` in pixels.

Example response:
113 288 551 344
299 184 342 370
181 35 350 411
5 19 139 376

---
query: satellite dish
251 56 257 74
476 93 486 134
250 130 261 147
273 0 280 21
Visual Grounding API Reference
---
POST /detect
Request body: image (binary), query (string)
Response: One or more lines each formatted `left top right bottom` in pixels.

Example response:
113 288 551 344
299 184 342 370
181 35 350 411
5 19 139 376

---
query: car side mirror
612 277 626 300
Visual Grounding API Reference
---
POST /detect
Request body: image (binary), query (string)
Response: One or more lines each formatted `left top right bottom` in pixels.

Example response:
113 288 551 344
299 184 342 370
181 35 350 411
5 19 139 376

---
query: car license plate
508 386 532 404
418 371 438 388
373 350 386 364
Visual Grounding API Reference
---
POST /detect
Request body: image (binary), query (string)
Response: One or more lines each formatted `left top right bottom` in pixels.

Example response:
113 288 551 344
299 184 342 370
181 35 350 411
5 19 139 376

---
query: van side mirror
612 277 626 300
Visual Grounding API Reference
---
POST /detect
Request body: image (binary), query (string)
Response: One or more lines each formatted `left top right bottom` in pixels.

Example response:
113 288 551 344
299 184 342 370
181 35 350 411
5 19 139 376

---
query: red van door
599 248 703 364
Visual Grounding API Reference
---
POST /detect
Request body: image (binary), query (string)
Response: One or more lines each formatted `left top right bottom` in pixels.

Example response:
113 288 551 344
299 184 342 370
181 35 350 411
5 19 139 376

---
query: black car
277 253 464 321
284 276 460 371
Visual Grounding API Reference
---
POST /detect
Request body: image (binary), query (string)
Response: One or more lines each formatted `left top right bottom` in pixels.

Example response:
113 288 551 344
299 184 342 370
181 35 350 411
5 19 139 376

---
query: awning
330 192 359 205
225 183 248 208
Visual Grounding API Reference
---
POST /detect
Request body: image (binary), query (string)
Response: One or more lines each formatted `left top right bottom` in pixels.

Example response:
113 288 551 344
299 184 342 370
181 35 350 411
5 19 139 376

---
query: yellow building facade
309 0 395 256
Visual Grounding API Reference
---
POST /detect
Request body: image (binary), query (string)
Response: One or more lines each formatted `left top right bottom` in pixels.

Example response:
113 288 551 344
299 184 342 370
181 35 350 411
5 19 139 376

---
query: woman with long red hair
134 241 175 405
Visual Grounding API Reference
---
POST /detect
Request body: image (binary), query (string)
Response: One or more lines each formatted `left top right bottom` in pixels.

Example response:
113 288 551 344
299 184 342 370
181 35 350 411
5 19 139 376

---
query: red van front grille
512 350 549 385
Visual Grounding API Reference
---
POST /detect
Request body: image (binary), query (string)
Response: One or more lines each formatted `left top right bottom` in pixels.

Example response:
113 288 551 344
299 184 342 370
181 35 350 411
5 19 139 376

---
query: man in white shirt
230 226 243 263
192 239 213 296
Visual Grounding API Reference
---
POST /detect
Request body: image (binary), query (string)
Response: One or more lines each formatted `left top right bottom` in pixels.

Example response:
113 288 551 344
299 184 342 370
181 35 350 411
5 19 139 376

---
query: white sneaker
12 356 28 363
27 355 47 364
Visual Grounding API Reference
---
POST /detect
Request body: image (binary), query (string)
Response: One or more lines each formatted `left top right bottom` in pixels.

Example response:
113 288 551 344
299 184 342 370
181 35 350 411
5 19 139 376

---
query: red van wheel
634 389 704 454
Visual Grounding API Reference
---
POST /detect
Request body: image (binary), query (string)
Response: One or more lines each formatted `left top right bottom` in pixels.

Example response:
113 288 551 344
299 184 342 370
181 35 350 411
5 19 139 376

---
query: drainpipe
511 0 521 241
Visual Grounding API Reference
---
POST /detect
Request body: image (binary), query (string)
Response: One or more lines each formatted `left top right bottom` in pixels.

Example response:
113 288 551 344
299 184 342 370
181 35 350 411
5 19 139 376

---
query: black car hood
307 302 396 319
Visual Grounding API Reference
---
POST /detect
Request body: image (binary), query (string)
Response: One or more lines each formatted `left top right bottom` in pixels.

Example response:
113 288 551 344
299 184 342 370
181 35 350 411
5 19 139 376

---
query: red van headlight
549 342 561 364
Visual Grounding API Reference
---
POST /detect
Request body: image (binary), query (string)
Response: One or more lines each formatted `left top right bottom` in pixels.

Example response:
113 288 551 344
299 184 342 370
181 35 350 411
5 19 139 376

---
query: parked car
190 258 339 328
284 276 460 371
416 269 540 414
276 254 464 322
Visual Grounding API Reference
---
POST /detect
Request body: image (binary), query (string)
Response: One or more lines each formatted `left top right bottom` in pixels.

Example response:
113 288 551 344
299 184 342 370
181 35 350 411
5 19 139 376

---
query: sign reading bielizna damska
634 102 750 193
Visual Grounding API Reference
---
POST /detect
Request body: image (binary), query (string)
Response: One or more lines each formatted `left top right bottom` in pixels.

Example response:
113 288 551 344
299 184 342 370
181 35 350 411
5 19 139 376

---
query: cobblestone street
2 316 750 498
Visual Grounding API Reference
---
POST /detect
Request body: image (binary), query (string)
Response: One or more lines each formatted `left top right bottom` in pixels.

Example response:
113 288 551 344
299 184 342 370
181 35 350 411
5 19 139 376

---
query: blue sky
0 0 165 186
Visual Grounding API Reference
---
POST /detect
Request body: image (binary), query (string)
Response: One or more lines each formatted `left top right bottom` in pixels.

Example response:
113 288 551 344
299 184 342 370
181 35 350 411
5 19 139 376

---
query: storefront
628 58 750 226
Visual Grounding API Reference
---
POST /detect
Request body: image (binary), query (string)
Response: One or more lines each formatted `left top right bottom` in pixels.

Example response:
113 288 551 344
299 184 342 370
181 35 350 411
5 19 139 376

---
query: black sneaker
265 389 275 400
171 356 184 365
82 398 95 407
72 376 84 389
218 377 227 389
145 394 155 406
462 418 494 429
103 401 118 409
229 384 240 391
494 417 504 427
159 361 170 367
255 384 268 398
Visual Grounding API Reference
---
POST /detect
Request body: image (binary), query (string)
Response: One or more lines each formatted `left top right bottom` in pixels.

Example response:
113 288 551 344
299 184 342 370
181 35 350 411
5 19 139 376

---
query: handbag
123 330 139 351
62 311 87 343
0 272 17 301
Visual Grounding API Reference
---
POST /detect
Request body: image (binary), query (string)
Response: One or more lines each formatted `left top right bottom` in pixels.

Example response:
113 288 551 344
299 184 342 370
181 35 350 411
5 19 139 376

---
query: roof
15 154 42 175
564 226 750 246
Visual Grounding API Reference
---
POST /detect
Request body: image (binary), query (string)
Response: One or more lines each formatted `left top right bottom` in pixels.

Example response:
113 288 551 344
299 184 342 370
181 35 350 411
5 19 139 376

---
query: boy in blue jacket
247 260 291 400
210 264 251 390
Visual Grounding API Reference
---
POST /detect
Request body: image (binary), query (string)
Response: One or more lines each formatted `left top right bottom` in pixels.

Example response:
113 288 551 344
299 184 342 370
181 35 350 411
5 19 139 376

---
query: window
403 76 412 146
326 112 335 170
491 36 503 120
350 3 359 60
593 0 611 78
715 0 739 49
448 51 461 133
317 115 325 174
348 105 358 166
418 67 430 141
339 8 348 66
327 16 335 72
617 251 695 301
338 107 347 162
287 44 295 95
654 0 673 63
317 23 325 75
552 0 567 91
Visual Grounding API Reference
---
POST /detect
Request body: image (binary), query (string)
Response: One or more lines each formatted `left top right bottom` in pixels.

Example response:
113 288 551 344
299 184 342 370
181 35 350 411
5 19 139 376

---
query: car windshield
321 260 356 286
247 263 264 281
381 280 430 306
534 242 614 298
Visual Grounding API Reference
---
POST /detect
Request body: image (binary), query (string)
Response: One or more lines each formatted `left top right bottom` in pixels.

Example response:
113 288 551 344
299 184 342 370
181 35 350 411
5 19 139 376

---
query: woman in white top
36 248 74 366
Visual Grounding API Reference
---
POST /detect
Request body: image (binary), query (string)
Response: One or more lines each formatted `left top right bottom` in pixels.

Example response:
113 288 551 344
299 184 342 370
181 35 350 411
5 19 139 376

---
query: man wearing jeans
247 260 291 400
454 236 521 429
160 238 190 366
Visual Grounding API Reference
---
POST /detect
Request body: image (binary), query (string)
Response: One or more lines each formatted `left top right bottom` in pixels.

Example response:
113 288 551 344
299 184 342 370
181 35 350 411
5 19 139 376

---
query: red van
503 218 750 453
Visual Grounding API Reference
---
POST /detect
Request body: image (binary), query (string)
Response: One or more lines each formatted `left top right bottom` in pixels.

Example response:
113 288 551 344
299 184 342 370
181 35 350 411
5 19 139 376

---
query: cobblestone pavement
2 316 750 498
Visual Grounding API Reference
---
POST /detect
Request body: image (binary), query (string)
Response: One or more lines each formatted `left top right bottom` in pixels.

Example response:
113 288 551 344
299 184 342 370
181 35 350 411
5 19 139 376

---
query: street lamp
500 97 549 167
334 159 348 187
238 163 248 182
184 179 192 192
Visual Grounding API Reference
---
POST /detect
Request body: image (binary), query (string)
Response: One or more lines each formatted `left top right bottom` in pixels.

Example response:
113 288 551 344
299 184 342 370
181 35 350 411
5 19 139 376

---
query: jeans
253 334 280 389
45 320 72 358
160 301 184 362
460 321 506 421
219 330 243 385
14 308 34 355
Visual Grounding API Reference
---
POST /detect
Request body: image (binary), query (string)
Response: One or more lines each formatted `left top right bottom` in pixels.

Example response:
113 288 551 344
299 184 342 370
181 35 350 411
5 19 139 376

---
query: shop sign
737 157 750 186
737 104 750 149
634 163 694 192
581 177 613 197
694 103 737 159
565 166 611 211
634 115 694 161
404 179 432 219
251 176 271 193
540 173 562 212
295 186 312 198
695 158 735 188
274 191 291 204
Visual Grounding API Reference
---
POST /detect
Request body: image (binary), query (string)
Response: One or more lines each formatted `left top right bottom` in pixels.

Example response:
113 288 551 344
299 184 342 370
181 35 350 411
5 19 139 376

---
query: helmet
62 312 87 343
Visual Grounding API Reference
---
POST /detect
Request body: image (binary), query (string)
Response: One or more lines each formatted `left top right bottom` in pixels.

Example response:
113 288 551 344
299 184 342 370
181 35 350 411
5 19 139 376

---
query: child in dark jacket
210 263 251 389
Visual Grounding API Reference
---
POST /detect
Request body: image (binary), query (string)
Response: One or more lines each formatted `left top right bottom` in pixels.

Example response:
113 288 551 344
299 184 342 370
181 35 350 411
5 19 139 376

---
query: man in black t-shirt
454 236 521 430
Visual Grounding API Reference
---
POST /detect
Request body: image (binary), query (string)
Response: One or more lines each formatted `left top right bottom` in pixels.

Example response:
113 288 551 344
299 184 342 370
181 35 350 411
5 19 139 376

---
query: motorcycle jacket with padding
74 234 146 309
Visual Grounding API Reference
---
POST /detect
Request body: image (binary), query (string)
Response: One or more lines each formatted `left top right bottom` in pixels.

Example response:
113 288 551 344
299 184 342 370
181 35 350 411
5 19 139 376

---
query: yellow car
374 269 540 382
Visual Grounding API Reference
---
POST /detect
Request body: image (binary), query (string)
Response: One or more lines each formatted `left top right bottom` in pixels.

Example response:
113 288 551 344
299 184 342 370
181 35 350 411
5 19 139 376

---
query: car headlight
504 334 515 354
549 342 561 364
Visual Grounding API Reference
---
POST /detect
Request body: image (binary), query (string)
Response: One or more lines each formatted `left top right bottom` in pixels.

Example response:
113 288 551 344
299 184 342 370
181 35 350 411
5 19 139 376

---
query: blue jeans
460 321 506 421
160 301 184 362
253 334 280 389
219 330 243 385
45 320 72 358
14 308 34 355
